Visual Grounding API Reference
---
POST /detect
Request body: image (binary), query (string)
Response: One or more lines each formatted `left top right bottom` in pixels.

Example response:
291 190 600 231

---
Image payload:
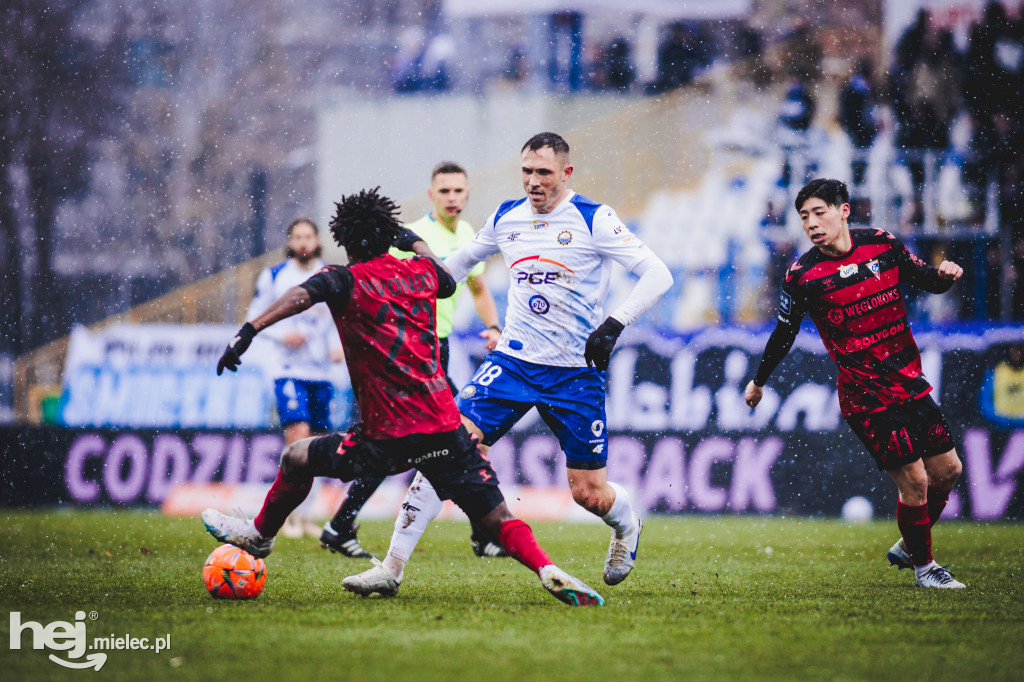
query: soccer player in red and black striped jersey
744 178 967 589
202 187 603 606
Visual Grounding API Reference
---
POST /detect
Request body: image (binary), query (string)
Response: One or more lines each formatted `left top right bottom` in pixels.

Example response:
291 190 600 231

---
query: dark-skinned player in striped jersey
745 178 966 589
202 187 603 606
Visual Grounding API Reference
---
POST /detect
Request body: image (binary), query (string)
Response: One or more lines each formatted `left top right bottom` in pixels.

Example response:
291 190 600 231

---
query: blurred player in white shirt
246 218 345 538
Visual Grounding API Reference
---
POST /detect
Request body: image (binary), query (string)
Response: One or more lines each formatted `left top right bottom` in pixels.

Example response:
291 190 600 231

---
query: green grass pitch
2 509 1022 681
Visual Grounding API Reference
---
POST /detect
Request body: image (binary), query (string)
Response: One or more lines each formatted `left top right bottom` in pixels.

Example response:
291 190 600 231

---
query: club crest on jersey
460 385 477 399
531 221 548 230
557 231 573 245
528 295 550 315
867 259 880 278
839 264 858 278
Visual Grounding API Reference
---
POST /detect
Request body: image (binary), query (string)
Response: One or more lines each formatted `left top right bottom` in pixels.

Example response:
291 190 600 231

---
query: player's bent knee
930 449 962 486
279 437 314 476
570 488 604 513
481 502 514 526
946 450 963 478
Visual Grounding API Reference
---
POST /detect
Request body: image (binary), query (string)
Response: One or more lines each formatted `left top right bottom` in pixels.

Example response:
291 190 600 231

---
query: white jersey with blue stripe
247 258 342 381
446 191 654 367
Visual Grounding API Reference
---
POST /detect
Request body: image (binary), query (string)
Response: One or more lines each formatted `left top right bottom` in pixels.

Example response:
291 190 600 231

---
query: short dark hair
431 161 467 180
521 132 570 156
795 178 849 212
329 187 403 262
284 217 321 259
287 216 318 236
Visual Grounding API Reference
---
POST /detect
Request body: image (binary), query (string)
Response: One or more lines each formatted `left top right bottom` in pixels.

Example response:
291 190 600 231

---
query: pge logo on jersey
516 272 558 285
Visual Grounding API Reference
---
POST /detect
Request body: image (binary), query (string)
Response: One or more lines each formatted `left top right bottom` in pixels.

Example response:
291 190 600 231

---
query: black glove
584 317 625 372
393 228 424 252
217 322 257 375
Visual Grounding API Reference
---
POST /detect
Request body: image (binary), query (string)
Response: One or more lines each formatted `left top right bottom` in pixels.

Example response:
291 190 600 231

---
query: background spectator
839 58 879 191
647 21 710 95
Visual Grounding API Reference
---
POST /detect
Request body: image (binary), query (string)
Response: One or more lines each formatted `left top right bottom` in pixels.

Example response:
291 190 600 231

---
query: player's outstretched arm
217 285 313 374
746 319 800 407
395 227 437 262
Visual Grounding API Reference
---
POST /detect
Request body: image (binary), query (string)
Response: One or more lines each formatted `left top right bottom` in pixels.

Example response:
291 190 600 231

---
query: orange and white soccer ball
203 544 267 599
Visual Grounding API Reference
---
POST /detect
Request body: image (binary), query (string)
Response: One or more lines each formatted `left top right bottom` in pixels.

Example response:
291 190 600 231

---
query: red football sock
927 488 950 528
499 519 553 573
253 470 313 537
896 500 933 567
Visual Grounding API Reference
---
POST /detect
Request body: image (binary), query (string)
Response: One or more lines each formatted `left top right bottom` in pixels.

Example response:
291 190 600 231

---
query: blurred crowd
9 0 1023 358
769 1 1023 321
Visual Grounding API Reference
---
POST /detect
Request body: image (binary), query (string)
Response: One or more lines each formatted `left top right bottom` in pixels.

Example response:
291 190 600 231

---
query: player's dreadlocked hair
329 187 403 262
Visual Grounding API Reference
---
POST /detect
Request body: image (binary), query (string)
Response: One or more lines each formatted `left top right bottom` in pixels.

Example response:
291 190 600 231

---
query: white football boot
603 514 642 585
538 565 605 606
915 563 965 589
201 509 275 558
342 558 403 597
886 539 913 570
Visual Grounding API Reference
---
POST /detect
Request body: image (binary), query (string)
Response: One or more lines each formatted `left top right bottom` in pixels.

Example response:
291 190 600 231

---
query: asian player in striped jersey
745 178 966 589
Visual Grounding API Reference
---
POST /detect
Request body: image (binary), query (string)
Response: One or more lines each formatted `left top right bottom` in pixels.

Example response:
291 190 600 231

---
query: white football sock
914 560 940 578
385 472 444 565
602 481 639 537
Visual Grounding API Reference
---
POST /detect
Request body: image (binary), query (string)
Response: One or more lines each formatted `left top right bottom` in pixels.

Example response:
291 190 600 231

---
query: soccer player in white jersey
343 132 673 598
246 218 345 539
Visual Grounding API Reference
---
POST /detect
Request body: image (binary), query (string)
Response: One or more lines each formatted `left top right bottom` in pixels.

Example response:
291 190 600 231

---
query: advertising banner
59 324 354 429
12 323 1023 519
1 425 1021 520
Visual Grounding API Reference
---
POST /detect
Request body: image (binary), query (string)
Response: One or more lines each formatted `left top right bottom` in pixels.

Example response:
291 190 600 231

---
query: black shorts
845 394 956 471
306 424 503 520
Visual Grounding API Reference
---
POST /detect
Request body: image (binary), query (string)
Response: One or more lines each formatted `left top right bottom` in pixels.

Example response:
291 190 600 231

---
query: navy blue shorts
845 394 956 471
456 351 608 470
274 378 333 432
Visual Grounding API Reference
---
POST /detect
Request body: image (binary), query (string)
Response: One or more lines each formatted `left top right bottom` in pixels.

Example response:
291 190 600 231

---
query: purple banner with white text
1 426 1021 519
